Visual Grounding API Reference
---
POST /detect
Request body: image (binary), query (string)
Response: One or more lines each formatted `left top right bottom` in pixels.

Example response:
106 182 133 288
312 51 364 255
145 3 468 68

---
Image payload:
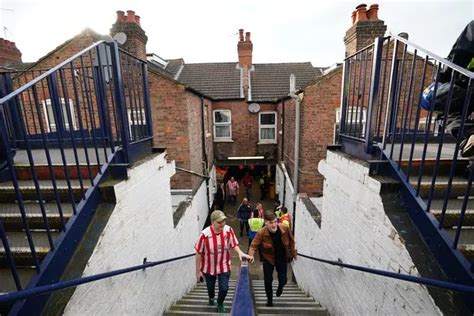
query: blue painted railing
339 34 474 291
231 261 255 316
0 39 152 312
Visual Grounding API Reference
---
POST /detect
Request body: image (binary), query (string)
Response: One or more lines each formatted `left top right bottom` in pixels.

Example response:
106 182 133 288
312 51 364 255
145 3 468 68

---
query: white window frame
42 98 77 133
258 111 277 144
213 109 232 141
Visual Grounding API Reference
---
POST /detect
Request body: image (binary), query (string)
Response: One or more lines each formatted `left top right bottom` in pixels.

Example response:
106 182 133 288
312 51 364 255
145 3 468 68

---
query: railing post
0 73 22 147
141 63 153 138
339 58 350 142
365 37 384 154
108 41 130 163
0 105 11 176
381 38 400 151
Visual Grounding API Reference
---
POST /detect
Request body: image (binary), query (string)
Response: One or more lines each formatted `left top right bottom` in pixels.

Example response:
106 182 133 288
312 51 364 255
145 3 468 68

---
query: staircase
253 281 328 315
0 162 96 314
164 279 329 315
402 158 474 265
164 280 235 315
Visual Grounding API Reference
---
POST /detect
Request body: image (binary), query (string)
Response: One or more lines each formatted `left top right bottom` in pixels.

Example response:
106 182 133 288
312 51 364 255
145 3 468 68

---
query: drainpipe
281 100 287 206
201 97 211 214
290 89 302 237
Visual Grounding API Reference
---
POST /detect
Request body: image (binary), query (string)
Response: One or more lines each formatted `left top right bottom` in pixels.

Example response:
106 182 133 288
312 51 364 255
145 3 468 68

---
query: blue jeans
204 272 230 305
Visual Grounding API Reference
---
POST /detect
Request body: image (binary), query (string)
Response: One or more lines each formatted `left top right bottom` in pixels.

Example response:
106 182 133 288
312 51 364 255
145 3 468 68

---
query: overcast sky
1 0 473 67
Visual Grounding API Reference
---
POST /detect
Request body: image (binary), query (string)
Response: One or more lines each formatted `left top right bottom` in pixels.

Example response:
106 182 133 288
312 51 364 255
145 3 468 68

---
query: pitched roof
177 62 242 100
174 61 322 102
250 63 320 102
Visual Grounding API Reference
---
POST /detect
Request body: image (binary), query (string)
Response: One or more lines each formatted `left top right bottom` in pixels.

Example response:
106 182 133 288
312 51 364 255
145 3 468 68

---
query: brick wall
0 39 22 65
148 71 191 188
299 68 342 196
279 98 296 182
212 100 278 162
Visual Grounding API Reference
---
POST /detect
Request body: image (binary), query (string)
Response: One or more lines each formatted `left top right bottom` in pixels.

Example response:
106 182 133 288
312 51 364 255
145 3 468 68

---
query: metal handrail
0 253 195 304
299 253 474 293
389 33 474 79
0 41 106 105
231 261 255 316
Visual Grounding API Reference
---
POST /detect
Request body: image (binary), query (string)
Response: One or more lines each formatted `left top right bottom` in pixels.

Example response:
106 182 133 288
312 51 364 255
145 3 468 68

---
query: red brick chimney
344 4 386 56
238 29 253 67
237 29 253 100
0 38 22 66
110 10 148 61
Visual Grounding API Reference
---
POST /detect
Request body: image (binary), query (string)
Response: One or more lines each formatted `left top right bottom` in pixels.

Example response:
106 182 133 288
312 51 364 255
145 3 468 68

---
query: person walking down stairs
247 211 297 307
237 198 252 237
195 210 252 313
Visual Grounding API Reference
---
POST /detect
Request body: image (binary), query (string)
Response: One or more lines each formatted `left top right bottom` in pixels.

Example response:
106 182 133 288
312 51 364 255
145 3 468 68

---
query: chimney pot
367 4 379 21
116 10 125 22
135 15 141 25
245 32 251 42
398 32 409 40
355 4 368 23
126 10 136 23
351 11 357 24
239 29 244 42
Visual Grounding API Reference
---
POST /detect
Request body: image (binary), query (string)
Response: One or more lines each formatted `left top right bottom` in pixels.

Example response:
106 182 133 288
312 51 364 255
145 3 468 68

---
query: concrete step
15 164 100 181
0 231 59 267
178 298 234 306
182 295 234 301
191 289 235 295
255 301 322 308
254 293 310 298
256 306 328 315
0 180 87 203
164 311 229 315
0 202 73 230
446 227 474 244
400 159 469 177
255 297 316 303
0 268 36 293
459 244 474 262
413 176 472 199
170 304 231 313
431 201 474 227
253 288 304 293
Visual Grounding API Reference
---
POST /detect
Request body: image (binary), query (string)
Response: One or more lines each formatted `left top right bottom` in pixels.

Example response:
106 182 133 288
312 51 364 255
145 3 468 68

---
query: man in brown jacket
248 211 297 306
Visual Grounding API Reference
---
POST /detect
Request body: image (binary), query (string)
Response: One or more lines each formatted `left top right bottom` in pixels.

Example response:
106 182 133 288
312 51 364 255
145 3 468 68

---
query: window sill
257 141 277 145
214 139 234 143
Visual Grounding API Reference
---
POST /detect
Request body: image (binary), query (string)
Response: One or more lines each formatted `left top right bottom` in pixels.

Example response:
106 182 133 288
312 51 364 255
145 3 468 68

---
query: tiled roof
166 59 185 79
177 63 242 100
250 63 319 102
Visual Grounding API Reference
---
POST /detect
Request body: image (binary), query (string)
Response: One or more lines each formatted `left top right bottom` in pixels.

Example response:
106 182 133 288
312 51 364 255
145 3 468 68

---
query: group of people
195 207 296 313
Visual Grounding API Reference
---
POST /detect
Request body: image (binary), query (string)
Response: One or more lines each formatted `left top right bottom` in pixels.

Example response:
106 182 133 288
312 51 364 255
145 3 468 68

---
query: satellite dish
248 103 260 113
113 32 127 45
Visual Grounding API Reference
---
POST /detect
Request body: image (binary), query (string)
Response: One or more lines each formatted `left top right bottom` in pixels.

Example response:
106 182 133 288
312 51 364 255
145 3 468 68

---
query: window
334 108 366 143
42 98 77 133
128 109 148 140
213 110 232 141
259 112 277 143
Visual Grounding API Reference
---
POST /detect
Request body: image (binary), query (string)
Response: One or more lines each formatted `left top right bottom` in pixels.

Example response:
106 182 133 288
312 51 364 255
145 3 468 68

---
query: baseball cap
211 210 227 222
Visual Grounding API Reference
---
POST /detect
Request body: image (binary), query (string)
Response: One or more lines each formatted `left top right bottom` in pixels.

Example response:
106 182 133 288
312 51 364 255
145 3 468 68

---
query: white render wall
276 163 295 211
288 151 442 315
64 153 210 315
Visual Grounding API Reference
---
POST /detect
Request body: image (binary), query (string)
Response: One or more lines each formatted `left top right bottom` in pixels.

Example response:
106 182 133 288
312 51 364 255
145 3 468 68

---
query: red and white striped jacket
195 225 238 275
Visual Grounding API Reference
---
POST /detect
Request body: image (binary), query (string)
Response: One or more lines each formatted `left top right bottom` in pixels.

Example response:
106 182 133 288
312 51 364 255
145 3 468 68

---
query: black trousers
262 259 287 303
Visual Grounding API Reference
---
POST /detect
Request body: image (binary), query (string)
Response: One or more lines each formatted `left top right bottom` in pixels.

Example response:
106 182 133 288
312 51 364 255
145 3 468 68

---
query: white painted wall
64 153 210 315
276 163 295 211
288 151 442 315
